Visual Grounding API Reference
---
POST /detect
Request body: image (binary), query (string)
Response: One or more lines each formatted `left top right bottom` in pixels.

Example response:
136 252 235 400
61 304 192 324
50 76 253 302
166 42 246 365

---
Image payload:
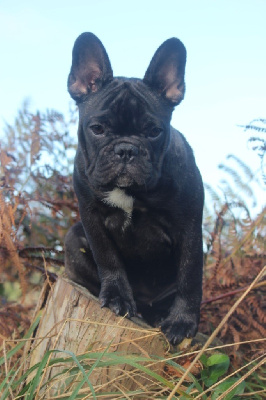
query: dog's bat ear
68 32 113 102
143 38 186 106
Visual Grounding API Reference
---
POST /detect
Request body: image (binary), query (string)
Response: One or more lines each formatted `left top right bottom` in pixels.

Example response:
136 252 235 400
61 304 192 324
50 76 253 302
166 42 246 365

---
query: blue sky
1 0 265 205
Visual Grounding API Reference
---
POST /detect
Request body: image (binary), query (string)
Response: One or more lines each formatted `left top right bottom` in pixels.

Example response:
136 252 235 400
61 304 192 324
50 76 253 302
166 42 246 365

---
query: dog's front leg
80 207 137 318
161 221 203 345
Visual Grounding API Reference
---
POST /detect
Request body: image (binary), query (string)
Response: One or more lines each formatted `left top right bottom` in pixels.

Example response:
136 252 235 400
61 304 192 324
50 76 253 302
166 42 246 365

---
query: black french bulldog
65 32 204 345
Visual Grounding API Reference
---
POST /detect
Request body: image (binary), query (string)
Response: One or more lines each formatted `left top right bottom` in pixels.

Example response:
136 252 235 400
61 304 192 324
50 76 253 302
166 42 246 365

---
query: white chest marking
104 188 134 218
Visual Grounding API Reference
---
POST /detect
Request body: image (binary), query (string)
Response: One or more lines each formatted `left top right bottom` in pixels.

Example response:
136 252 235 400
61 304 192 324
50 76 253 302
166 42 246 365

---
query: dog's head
68 33 186 193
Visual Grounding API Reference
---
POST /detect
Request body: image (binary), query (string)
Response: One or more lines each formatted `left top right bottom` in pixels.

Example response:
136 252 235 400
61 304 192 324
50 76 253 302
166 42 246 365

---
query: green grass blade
68 342 112 400
26 350 52 400
58 349 97 400
23 349 97 399
106 353 173 388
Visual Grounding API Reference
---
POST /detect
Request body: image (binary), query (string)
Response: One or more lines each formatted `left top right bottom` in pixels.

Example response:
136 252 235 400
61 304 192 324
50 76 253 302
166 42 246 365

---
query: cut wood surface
26 277 168 397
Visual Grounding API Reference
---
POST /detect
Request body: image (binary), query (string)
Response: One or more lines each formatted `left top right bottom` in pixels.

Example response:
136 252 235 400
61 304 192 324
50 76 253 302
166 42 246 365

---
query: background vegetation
0 104 265 398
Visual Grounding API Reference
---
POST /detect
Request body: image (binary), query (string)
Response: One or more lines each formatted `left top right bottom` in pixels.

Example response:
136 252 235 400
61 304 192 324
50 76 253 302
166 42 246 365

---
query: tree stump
26 277 168 397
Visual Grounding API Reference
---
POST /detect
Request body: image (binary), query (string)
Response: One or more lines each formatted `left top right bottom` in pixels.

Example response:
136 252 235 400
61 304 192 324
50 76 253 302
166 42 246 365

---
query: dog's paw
160 314 198 346
99 280 137 318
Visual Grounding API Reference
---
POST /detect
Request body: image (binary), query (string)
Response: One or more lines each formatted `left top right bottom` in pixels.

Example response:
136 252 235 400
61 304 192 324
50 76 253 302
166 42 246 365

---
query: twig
21 255 64 265
18 246 64 254
201 281 265 305
24 263 58 281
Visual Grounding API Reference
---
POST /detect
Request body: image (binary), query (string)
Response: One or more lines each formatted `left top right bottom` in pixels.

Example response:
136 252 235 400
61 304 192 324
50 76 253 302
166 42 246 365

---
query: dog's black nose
114 143 139 162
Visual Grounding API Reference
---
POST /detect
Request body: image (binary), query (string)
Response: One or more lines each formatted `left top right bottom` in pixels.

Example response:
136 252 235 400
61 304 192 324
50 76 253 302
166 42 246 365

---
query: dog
65 32 204 345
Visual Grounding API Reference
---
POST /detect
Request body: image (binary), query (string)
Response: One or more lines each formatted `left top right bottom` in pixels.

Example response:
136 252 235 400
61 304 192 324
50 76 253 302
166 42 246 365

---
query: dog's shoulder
165 127 204 205
166 126 197 170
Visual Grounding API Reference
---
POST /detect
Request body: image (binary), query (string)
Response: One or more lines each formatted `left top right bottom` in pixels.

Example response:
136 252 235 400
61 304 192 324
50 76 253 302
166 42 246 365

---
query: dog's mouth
114 163 151 189
115 171 135 188
96 169 146 193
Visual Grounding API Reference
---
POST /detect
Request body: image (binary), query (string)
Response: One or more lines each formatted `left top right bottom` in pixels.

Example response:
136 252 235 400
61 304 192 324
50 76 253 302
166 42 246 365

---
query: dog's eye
149 127 163 138
90 124 105 135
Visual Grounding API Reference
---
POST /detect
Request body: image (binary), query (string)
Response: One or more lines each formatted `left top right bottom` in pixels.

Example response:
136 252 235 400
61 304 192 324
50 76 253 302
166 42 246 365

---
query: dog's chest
103 188 134 229
102 188 173 258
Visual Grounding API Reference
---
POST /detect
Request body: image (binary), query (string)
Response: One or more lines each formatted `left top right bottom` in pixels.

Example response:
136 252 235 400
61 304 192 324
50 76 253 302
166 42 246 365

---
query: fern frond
242 124 266 132
226 154 256 181
204 183 223 204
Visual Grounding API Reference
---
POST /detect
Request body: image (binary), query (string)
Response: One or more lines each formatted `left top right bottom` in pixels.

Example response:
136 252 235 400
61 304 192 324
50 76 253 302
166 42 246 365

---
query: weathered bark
26 277 168 397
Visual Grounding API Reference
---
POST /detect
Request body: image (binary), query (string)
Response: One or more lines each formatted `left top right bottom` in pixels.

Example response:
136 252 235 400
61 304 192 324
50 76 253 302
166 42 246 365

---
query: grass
1 269 265 399
1 315 265 397
0 327 265 399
